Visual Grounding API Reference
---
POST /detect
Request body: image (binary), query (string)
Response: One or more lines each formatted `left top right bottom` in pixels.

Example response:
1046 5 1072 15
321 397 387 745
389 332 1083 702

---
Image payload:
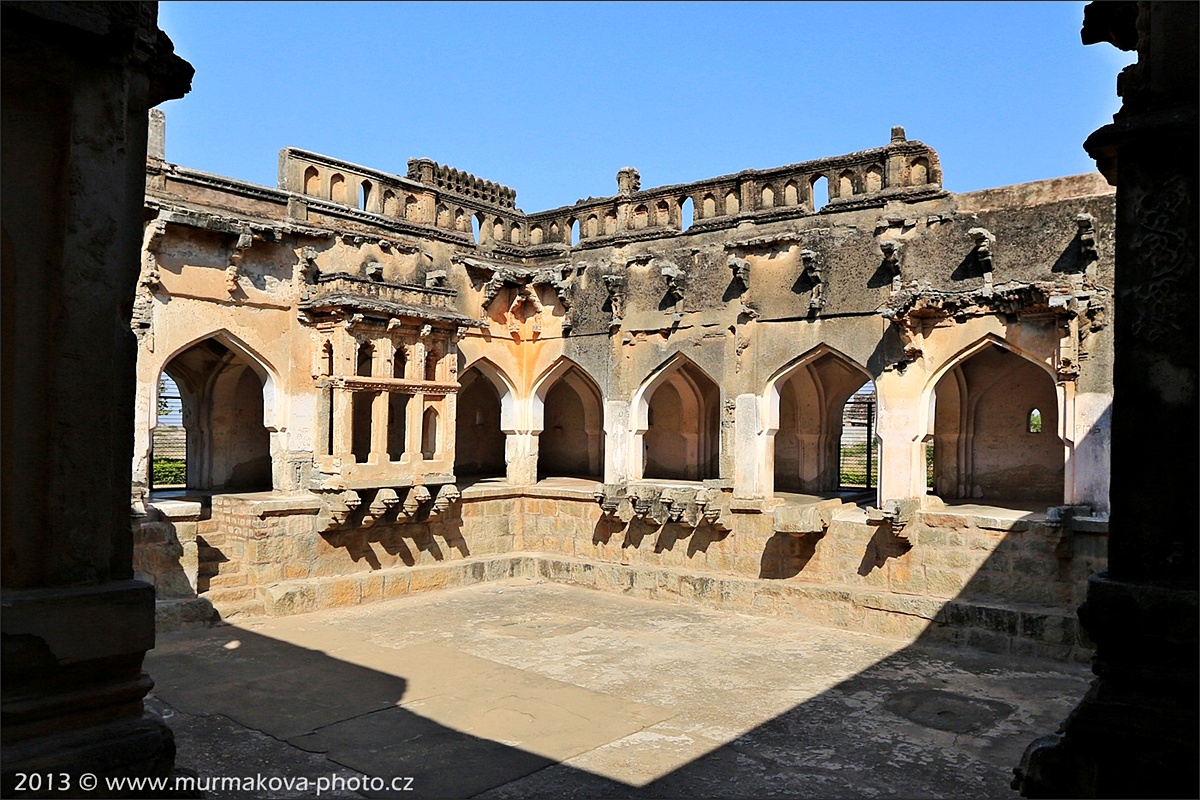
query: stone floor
146 578 1091 799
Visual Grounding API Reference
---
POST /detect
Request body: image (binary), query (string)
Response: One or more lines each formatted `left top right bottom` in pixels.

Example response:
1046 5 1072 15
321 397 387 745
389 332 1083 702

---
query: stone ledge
195 552 1092 662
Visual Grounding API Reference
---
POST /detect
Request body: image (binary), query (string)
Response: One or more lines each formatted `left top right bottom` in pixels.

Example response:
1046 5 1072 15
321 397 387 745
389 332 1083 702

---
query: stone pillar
1 2 193 792
732 394 762 499
1015 3 1198 797
604 400 631 484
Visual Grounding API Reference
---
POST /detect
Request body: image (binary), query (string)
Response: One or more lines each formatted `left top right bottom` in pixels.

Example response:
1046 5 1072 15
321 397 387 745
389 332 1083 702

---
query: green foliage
152 458 186 486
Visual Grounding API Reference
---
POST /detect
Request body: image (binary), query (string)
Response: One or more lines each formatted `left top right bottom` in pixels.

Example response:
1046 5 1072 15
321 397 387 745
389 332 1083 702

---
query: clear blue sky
157 1 1134 213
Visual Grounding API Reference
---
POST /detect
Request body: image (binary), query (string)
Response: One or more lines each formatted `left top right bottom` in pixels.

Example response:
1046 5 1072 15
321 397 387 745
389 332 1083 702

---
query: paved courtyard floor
146 578 1091 799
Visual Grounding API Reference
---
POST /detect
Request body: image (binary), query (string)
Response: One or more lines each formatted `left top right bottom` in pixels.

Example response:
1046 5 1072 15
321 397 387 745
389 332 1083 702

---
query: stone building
132 119 1117 660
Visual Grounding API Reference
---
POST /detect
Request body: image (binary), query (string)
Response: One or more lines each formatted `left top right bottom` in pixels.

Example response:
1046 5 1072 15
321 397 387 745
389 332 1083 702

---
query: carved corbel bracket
660 262 686 307
294 245 318 301
362 488 401 528
865 498 919 545
693 488 730 533
428 484 461 519
320 489 363 532
602 274 626 330
727 256 751 291
800 249 825 310
1075 213 1099 266
403 484 432 517
141 217 168 288
226 230 254 295
968 228 995 292
879 239 904 291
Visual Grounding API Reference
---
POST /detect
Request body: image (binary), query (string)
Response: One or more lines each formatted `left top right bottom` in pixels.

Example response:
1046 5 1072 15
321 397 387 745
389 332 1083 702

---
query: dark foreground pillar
1015 3 1198 797
1 2 192 794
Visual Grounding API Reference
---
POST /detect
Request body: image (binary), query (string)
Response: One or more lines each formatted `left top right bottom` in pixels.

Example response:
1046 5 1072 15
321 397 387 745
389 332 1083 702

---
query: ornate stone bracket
294 246 318 301
592 484 730 533
866 498 918 545
727 256 751 292
879 239 903 291
1075 213 1099 267
968 227 995 294
226 230 253 295
800 249 825 311
661 262 686 308
603 274 626 330
132 217 169 347
318 483 463 531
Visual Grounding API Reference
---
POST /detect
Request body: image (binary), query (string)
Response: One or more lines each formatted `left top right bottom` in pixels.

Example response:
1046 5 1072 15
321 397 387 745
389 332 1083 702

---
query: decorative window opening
356 343 374 377
421 407 439 459
1028 408 1043 433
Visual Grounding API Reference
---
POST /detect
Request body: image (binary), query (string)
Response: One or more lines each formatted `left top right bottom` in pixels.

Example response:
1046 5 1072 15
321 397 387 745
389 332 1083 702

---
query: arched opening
421 407 439 459
772 349 872 495
356 342 374 377
702 194 716 218
156 337 272 493
838 170 855 198
929 343 1063 506
387 394 408 462
392 343 407 379
838 381 878 491
404 194 420 221
654 199 671 227
865 165 883 193
152 372 186 489
454 367 507 479
530 225 544 245
383 190 400 217
569 218 580 246
303 166 320 196
680 196 694 229
329 173 346 204
724 190 740 216
910 157 930 185
424 349 439 382
632 204 649 230
471 213 482 244
537 365 604 480
509 223 522 244
641 358 720 481
585 215 599 238
359 180 372 210
436 203 451 228
492 218 505 241
810 175 829 210
760 184 775 208
784 180 799 206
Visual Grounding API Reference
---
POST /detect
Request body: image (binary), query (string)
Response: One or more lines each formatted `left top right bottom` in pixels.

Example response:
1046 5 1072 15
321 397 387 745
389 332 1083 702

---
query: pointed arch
459 356 518 432
154 330 281 492
922 335 1065 505
455 359 514 479
156 329 280 431
532 357 605 479
762 345 873 494
631 353 720 481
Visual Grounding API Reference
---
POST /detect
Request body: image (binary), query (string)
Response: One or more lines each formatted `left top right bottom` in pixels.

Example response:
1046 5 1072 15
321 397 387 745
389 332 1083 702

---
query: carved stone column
1 2 193 792
1015 4 1198 797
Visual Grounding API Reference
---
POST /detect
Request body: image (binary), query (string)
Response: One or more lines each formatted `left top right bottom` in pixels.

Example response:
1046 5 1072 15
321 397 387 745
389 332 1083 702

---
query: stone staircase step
211 599 266 621
204 585 259 605
205 571 248 589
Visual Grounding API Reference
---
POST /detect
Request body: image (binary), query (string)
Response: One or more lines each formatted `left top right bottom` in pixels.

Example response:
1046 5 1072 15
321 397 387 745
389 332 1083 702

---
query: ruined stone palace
133 118 1115 658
